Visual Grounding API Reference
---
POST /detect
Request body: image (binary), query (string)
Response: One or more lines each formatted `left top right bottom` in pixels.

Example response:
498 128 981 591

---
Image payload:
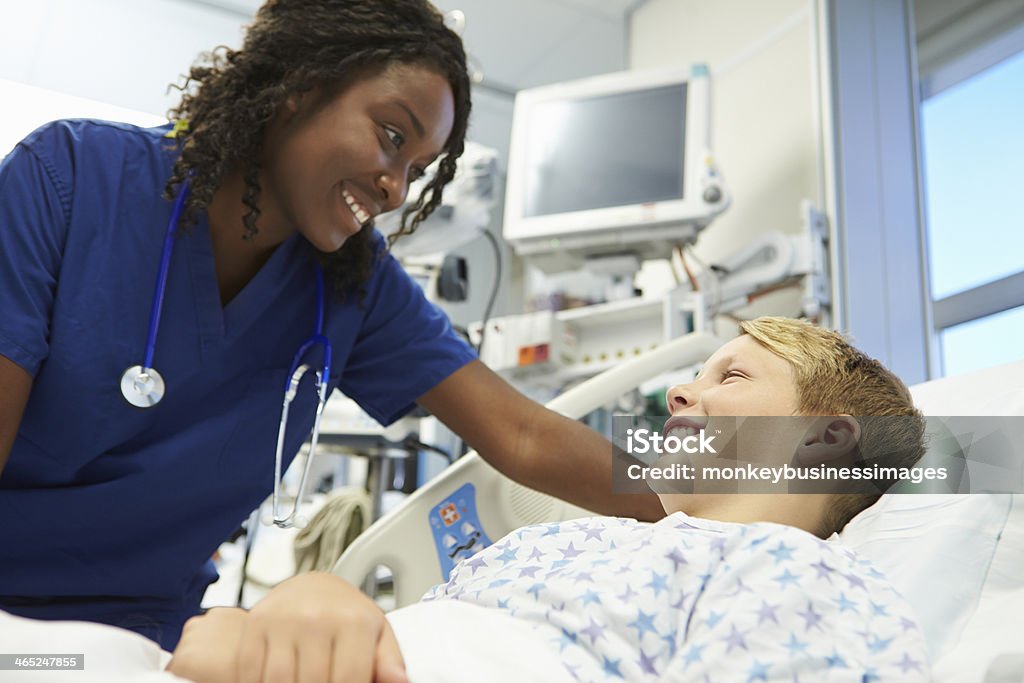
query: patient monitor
503 64 729 273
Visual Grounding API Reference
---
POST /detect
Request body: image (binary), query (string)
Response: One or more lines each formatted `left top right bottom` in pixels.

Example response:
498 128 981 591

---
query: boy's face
664 334 801 420
655 334 808 510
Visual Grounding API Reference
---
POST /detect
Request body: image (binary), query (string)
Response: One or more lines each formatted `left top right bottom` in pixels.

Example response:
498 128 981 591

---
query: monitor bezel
503 66 723 256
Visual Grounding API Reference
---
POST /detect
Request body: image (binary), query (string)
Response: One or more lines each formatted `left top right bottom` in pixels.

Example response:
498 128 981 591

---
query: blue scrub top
0 120 476 648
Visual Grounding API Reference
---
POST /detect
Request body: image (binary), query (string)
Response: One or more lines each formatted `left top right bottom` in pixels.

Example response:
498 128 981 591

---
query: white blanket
0 604 562 683
0 609 183 681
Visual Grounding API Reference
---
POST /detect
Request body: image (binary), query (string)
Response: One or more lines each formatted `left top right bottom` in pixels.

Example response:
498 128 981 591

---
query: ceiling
432 0 647 92
187 0 1024 104
914 0 1024 72
191 0 648 94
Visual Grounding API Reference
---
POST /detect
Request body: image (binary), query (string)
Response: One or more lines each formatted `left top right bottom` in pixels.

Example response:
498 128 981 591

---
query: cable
401 435 455 464
669 245 683 286
746 278 803 303
236 508 260 607
686 244 722 306
475 229 502 355
676 244 700 291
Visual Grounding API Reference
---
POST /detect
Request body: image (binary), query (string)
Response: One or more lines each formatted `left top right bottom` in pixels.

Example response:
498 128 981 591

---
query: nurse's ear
282 90 309 117
280 88 319 121
794 416 861 466
272 89 315 130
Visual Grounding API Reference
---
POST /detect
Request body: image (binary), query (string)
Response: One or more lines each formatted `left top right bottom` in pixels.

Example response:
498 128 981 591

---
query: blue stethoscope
119 182 333 528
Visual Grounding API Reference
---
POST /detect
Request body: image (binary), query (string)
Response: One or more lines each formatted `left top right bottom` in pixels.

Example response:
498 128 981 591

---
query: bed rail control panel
428 483 493 580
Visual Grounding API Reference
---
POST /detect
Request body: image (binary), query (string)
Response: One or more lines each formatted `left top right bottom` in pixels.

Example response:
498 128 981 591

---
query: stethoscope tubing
144 181 191 371
123 181 333 529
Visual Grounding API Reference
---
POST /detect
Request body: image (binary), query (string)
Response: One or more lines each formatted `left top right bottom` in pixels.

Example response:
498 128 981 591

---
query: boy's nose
666 384 696 412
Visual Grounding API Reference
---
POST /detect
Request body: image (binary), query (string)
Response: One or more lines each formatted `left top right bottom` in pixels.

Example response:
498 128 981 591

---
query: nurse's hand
239 572 407 683
168 607 248 681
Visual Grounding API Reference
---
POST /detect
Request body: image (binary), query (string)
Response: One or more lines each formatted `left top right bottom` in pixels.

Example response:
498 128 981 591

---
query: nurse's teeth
342 189 369 224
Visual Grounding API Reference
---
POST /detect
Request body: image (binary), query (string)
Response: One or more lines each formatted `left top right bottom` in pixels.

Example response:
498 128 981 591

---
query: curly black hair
163 0 472 300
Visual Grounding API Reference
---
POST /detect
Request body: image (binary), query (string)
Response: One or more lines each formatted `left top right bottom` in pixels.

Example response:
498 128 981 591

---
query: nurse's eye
409 166 426 182
383 126 405 149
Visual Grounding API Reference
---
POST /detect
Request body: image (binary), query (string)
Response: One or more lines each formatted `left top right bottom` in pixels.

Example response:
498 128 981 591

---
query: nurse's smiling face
258 62 456 252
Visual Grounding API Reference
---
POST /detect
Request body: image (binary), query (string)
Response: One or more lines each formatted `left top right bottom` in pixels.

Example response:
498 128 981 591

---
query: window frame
918 21 1024 377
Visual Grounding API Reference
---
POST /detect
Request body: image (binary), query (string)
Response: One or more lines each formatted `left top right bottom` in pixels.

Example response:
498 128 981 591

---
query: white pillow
838 493 1011 657
932 494 1024 682
838 359 1024 677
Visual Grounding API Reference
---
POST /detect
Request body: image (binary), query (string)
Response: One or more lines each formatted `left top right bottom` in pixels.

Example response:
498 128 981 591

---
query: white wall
630 0 820 328
0 0 246 118
0 0 631 328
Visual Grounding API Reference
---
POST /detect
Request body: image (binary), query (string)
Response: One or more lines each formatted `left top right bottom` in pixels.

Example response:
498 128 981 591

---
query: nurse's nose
666 383 697 413
375 170 409 214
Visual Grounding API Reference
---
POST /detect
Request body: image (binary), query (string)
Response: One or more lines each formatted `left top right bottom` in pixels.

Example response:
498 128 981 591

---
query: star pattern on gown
755 600 780 625
810 558 834 580
601 655 623 678
798 602 824 632
638 649 659 676
560 542 584 560
580 617 607 645
517 565 541 578
432 513 929 682
833 591 859 613
627 609 658 639
746 659 770 682
722 624 749 652
767 541 794 564
772 568 800 589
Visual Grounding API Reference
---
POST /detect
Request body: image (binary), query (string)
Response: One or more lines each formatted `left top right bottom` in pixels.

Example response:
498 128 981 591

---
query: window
941 304 1024 377
920 44 1024 376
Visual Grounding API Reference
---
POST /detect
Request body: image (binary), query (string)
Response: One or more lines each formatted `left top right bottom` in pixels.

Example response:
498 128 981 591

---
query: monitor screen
522 83 687 218
503 65 727 269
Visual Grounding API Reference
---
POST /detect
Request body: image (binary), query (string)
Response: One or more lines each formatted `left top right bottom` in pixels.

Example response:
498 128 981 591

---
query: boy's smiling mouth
662 416 707 440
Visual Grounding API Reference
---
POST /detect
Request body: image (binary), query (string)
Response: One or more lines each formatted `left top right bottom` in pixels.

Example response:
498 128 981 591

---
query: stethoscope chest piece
120 365 166 408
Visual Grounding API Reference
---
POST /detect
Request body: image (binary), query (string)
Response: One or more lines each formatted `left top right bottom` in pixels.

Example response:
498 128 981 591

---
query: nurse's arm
417 359 664 522
0 355 32 478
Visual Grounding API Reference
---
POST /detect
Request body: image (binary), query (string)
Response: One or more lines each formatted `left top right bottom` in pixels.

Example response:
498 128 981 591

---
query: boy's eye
721 370 744 381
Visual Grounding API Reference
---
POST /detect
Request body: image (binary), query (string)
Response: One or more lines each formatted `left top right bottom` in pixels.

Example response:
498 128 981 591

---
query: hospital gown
422 512 930 681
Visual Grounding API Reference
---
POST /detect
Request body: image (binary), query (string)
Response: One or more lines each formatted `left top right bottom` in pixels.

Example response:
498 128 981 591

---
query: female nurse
0 0 662 658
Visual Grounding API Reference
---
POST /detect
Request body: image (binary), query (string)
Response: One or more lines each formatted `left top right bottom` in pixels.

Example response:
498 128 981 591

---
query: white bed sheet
0 603 569 683
388 600 574 683
0 609 184 682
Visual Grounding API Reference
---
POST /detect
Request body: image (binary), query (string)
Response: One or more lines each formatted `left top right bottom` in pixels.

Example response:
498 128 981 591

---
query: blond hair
738 317 926 534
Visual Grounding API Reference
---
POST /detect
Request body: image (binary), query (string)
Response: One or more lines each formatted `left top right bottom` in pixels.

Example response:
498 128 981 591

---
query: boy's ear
794 416 861 465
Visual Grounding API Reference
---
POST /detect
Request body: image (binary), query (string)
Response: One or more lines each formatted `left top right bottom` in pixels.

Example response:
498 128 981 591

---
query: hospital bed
333 336 1024 682
2 338 1021 681
332 331 722 606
